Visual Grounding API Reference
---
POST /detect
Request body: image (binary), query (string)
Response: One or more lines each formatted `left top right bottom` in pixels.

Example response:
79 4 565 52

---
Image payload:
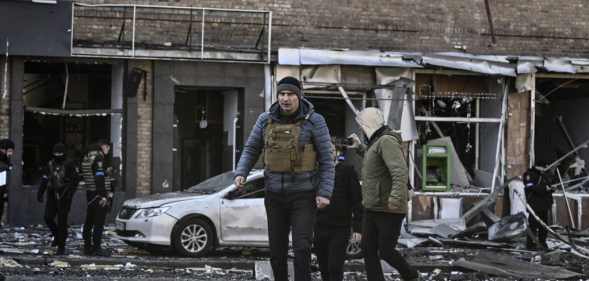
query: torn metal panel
375 68 418 141
432 222 465 238
544 58 577 73
436 238 509 248
487 213 527 241
301 65 340 84
279 48 422 68
407 218 465 237
421 54 516 77
279 48 589 75
454 251 582 279
507 178 528 216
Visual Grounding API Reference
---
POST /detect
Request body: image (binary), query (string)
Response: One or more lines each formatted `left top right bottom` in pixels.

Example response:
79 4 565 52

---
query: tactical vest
81 150 113 190
264 119 317 173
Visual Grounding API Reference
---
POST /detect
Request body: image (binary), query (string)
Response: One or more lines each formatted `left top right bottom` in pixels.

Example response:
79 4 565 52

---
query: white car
115 170 361 257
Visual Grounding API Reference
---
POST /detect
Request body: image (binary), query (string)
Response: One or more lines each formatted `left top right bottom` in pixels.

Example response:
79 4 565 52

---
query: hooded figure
38 142 79 255
356 107 418 281
356 107 386 140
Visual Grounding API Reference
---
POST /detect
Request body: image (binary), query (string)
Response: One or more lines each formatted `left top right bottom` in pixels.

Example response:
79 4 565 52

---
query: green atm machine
422 144 452 192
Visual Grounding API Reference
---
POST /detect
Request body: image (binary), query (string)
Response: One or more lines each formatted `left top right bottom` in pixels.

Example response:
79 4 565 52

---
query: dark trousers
265 191 316 281
314 225 350 281
83 199 108 251
0 188 5 225
44 192 73 248
362 211 417 281
527 207 549 249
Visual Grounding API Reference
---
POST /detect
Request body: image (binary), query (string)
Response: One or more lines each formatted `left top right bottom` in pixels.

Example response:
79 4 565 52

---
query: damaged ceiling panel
279 48 589 75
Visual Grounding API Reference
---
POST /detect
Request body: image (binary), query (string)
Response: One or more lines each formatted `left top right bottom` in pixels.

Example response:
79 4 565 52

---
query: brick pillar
505 90 530 178
129 61 153 196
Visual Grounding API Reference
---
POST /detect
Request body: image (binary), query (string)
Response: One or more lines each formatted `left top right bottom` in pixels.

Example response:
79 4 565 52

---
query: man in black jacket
524 166 554 250
37 143 79 255
81 139 115 256
0 139 15 227
314 144 363 281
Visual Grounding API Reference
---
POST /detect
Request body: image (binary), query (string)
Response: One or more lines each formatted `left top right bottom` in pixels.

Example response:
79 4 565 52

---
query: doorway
173 87 242 190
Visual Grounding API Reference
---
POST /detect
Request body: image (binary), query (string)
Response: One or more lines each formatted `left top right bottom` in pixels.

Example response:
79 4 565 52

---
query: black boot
56 247 66 255
83 244 94 255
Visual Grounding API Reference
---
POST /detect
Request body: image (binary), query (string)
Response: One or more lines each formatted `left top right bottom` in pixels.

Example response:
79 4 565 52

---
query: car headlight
134 206 171 219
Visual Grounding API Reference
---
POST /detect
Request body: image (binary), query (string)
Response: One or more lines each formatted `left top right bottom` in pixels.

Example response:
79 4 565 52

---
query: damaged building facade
2 0 589 229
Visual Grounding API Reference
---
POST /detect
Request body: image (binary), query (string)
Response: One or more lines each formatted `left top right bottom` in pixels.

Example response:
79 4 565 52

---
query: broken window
412 73 506 192
21 61 121 187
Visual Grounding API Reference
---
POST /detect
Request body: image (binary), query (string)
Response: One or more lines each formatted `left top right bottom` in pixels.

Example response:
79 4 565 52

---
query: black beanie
52 143 66 156
276 76 302 99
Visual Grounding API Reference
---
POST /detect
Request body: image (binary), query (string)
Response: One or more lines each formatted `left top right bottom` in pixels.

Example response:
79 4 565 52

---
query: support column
506 74 532 178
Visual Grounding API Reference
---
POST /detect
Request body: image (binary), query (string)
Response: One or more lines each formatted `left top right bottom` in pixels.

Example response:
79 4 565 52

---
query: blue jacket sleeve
310 114 335 198
234 113 268 179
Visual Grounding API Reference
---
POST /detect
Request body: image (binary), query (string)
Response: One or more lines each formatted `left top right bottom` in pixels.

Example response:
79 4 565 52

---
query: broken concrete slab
398 238 428 248
254 260 293 281
407 218 466 238
453 251 581 279
432 221 466 238
0 257 22 268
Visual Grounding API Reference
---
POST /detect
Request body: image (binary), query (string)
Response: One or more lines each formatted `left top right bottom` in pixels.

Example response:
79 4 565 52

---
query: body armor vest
264 119 317 173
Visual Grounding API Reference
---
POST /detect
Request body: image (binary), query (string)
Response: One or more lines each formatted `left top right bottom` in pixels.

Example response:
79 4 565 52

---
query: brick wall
129 60 153 196
0 58 8 139
506 90 530 178
74 0 589 56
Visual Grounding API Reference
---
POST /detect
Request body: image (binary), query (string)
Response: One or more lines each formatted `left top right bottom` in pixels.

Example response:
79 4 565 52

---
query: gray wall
0 1 71 57
152 61 265 194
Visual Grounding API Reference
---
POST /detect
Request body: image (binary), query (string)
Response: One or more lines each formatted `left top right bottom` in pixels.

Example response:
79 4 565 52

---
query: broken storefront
278 48 589 231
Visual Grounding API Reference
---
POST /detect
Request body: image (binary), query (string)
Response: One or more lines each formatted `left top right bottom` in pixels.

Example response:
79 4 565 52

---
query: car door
219 177 268 243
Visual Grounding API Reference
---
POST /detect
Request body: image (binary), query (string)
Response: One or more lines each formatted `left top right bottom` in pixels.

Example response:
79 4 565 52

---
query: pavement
2 224 589 280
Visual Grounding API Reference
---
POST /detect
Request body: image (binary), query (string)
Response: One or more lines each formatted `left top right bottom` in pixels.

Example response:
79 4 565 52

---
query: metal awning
279 48 589 76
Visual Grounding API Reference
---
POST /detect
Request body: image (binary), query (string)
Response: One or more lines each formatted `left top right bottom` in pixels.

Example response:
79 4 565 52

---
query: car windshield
186 171 235 194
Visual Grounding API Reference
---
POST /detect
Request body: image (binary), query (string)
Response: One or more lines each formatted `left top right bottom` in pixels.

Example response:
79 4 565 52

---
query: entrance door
174 87 240 190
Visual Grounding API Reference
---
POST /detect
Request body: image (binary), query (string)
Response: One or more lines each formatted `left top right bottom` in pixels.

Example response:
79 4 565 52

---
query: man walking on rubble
37 142 80 255
234 76 334 281
523 166 554 250
354 107 418 281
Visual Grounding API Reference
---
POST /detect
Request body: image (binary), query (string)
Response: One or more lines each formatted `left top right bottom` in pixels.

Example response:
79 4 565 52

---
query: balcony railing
71 3 271 63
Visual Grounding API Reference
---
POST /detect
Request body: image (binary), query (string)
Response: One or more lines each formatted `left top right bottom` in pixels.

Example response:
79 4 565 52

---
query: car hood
124 192 208 208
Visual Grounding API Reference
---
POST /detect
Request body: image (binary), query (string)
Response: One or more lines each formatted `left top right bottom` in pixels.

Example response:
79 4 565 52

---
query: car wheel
346 237 362 259
172 217 215 257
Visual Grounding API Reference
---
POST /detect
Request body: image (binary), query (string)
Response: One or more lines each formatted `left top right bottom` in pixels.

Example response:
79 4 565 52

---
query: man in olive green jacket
355 107 418 281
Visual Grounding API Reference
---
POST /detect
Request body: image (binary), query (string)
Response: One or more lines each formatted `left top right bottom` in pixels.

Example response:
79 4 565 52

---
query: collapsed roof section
279 48 589 76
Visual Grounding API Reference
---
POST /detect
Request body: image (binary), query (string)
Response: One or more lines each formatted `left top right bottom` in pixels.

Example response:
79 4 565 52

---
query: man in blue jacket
234 76 334 281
